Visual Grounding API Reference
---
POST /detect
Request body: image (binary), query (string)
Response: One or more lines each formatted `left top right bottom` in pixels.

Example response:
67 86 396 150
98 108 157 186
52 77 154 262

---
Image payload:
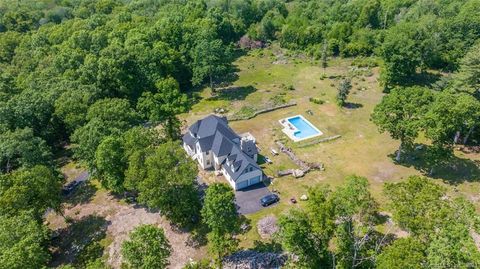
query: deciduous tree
202 183 238 264
0 212 50 269
121 225 171 269
137 77 189 140
191 35 232 92
0 165 62 219
136 141 200 226
377 238 426 269
95 136 127 193
336 79 352 107
371 86 433 161
0 128 52 173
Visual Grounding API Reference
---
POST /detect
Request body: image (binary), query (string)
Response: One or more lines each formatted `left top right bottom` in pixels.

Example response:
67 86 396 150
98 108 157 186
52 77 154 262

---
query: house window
206 150 210 155
206 160 211 165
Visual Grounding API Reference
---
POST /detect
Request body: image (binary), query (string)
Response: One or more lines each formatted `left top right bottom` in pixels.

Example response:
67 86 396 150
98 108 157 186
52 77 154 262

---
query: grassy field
51 45 480 266
182 45 480 248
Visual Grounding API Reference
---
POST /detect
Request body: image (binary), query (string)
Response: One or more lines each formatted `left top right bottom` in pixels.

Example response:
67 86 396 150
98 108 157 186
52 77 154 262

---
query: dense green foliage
276 175 480 268
383 176 480 268
371 86 433 161
0 212 50 269
0 165 62 219
0 0 479 267
0 0 277 175
277 175 379 268
121 224 171 269
202 183 239 264
135 141 201 226
0 0 276 267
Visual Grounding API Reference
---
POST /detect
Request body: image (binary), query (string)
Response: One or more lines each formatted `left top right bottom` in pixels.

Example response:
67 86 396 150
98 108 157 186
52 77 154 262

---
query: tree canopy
202 183 239 264
0 165 62 219
121 224 171 269
134 141 201 227
0 212 50 269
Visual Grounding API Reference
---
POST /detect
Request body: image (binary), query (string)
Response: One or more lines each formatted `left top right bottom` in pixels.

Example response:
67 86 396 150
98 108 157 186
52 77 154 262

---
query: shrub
309 97 325 105
237 106 256 118
270 94 287 105
351 57 379 68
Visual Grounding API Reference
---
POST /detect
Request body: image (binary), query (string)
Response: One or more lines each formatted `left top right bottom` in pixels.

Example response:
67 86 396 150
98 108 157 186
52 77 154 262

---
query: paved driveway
235 183 272 215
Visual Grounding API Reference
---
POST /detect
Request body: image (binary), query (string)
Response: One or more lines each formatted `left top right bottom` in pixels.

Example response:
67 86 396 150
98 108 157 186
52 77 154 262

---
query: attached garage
249 175 261 185
236 180 249 190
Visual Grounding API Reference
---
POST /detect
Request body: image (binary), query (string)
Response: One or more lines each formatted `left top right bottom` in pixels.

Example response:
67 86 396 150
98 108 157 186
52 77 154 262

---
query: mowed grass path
181 47 480 248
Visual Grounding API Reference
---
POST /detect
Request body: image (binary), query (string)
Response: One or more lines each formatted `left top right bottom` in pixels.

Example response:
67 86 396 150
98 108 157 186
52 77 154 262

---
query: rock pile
223 251 288 269
257 215 279 239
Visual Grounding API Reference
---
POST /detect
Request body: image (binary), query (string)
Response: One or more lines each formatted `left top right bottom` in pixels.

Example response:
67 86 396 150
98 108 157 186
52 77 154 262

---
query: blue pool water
288 116 320 139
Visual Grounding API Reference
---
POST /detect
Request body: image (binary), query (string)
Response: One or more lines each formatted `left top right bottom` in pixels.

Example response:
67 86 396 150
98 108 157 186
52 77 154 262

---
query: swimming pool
279 115 323 142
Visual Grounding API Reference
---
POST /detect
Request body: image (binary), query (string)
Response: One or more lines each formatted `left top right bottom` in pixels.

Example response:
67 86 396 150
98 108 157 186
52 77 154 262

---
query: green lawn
181 46 480 248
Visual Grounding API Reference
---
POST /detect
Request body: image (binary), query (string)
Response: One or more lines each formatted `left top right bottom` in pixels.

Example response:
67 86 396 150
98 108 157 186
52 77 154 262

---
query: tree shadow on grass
186 222 209 248
207 85 257 101
257 154 268 165
391 144 480 185
408 72 443 88
374 212 391 226
344 102 363 109
386 72 442 93
50 215 110 267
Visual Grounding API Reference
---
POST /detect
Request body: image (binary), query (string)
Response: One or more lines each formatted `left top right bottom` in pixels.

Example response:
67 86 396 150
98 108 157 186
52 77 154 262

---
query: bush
309 97 325 105
237 106 256 118
121 225 171 269
76 241 104 268
351 57 379 68
270 94 287 105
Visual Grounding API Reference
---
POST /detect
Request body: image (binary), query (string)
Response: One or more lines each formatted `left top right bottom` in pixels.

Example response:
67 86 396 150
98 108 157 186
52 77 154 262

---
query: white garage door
249 175 261 185
236 180 249 190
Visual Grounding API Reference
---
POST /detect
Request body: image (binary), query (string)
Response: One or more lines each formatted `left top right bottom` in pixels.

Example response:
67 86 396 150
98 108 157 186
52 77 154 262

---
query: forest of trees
0 0 479 268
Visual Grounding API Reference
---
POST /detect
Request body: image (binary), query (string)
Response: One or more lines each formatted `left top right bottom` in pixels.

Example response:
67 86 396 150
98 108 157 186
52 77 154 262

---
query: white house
182 115 263 190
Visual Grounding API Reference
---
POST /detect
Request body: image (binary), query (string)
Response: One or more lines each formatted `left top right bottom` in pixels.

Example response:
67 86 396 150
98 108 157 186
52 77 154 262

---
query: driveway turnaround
235 183 272 214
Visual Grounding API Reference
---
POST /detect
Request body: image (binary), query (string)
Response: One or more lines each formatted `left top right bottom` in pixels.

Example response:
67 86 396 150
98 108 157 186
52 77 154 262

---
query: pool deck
279 114 323 142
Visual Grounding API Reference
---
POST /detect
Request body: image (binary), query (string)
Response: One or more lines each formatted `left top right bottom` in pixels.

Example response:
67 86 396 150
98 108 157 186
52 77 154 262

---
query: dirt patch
371 162 398 183
470 230 480 251
49 184 206 268
106 207 202 269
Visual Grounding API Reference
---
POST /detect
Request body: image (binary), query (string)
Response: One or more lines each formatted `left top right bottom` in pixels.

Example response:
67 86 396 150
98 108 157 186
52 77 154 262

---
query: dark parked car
260 194 279 207
62 180 83 196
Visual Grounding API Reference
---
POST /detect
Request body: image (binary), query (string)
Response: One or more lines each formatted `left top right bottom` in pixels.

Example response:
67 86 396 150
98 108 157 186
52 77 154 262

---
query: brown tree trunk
383 9 389 29
210 73 214 93
395 142 402 162
463 125 476 145
454 131 461 144
6 158 11 173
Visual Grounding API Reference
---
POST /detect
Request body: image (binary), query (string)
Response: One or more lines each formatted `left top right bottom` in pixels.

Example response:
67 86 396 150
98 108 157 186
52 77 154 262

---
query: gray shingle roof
182 132 196 148
211 132 234 157
222 145 260 181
